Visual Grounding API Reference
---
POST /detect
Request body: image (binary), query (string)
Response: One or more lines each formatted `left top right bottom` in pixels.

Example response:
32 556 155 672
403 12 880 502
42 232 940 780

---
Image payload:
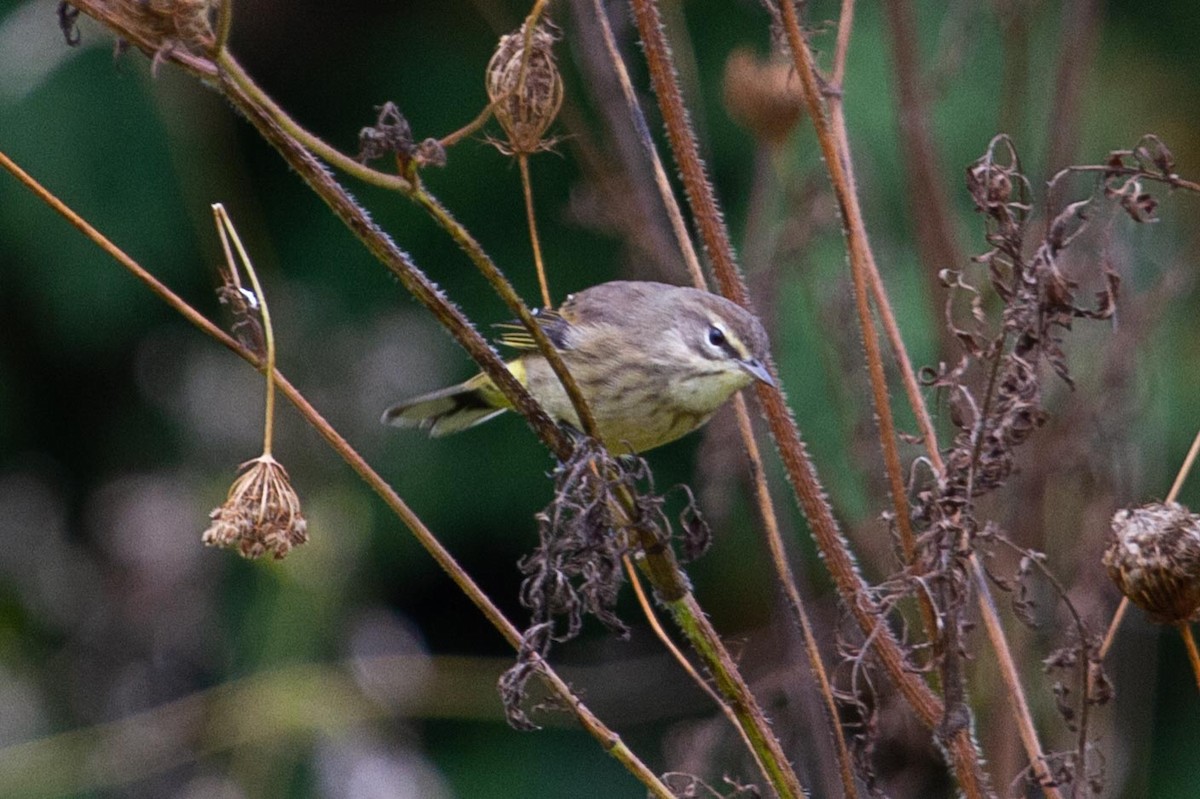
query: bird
382 280 774 453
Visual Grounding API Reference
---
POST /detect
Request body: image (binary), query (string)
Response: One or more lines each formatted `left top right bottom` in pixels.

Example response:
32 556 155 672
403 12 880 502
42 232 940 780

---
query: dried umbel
111 0 218 54
722 48 804 146
485 21 563 155
1104 502 1200 624
203 454 308 560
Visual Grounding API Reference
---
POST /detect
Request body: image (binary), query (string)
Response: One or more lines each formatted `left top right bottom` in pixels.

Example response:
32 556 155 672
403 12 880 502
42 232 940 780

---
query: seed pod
203 454 309 560
1103 502 1200 624
486 21 563 155
722 48 804 146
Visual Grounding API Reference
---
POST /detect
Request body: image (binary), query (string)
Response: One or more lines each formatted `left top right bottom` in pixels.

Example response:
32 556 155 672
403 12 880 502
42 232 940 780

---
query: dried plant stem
649 0 959 761
215 51 584 456
733 396 859 798
214 37 787 792
662 592 806 798
789 4 1068 796
407 182 600 438
0 150 676 799
603 0 851 789
621 556 774 787
839 7 1055 790
625 0 988 787
519 154 552 306
631 0 953 754
212 204 277 455
590 0 705 288
1102 426 1200 658
215 56 414 194
1180 624 1200 693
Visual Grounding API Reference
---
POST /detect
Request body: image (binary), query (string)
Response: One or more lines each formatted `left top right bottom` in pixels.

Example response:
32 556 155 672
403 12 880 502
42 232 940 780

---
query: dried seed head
722 48 804 146
486 21 563 155
1103 502 1200 624
203 454 308 560
112 0 218 55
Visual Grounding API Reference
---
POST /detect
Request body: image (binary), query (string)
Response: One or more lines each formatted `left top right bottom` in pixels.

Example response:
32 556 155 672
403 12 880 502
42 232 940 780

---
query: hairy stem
0 149 675 799
519 155 552 307
626 0 989 790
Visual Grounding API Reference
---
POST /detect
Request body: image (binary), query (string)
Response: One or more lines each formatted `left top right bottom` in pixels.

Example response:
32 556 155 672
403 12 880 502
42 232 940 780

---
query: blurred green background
2 0 1200 796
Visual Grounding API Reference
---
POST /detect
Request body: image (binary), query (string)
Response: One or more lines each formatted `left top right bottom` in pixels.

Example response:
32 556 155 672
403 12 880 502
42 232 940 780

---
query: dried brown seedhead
110 0 218 56
486 21 563 155
1104 502 1200 624
722 47 804 146
203 454 308 560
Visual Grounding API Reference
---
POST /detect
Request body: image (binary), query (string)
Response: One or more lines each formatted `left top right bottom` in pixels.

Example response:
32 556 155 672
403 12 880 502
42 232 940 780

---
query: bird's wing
493 308 573 351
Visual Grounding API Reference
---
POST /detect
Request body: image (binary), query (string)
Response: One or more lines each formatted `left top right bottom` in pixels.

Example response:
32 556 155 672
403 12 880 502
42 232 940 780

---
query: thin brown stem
612 0 853 790
800 3 1059 792
406 182 599 439
621 556 774 788
212 205 277 456
591 0 706 287
1167 427 1200 504
1102 425 1200 658
214 52 577 457
629 0 978 786
1180 624 1200 693
519 154 553 306
766 1 995 793
0 149 676 799
733 396 859 798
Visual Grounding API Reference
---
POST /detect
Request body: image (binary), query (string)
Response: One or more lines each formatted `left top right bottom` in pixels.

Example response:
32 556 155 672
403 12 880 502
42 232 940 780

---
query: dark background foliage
1 0 1200 796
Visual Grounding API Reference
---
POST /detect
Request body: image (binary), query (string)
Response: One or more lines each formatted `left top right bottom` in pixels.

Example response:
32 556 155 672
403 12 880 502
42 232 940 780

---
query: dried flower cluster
203 454 308 560
97 0 219 55
356 102 446 172
486 21 563 155
1104 502 1200 624
722 48 804 146
910 136 1151 575
499 440 709 729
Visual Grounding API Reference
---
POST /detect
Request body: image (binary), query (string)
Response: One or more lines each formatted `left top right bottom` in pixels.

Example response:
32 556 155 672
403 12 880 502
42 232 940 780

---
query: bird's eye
707 325 726 348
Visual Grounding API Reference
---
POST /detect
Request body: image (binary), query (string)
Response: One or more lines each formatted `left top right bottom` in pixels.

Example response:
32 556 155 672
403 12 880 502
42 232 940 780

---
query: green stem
0 148 675 799
211 204 276 456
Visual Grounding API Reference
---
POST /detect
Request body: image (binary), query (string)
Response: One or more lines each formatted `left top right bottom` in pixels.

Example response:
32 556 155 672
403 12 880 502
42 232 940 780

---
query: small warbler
382 280 774 453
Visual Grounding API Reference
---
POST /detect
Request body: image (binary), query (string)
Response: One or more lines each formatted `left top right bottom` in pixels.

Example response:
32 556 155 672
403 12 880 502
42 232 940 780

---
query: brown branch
791 5 1065 796
883 0 966 359
626 0 987 787
0 149 675 799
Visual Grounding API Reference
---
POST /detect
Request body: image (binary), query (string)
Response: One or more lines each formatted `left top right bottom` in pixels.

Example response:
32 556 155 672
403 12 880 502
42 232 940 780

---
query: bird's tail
381 372 510 437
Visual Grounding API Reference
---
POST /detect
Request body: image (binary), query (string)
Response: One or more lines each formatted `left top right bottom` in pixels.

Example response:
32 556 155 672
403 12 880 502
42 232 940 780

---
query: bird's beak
740 358 775 387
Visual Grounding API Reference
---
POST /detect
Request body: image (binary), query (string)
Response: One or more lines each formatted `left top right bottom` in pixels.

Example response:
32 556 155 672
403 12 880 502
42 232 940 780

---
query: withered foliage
862 135 1188 795
499 438 711 729
357 102 446 172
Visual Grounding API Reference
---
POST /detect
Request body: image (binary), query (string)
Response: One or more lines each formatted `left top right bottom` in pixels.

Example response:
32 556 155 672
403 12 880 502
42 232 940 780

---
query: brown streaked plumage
382 281 773 453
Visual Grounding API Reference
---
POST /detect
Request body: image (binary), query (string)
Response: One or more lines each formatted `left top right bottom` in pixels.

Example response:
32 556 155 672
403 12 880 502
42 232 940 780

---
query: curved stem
0 149 676 799
519 154 552 307
625 0 989 791
212 204 277 456
1179 624 1200 693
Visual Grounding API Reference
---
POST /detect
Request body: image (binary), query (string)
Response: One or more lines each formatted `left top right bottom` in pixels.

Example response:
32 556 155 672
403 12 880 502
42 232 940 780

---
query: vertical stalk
519 154 553 306
212 204 277 456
